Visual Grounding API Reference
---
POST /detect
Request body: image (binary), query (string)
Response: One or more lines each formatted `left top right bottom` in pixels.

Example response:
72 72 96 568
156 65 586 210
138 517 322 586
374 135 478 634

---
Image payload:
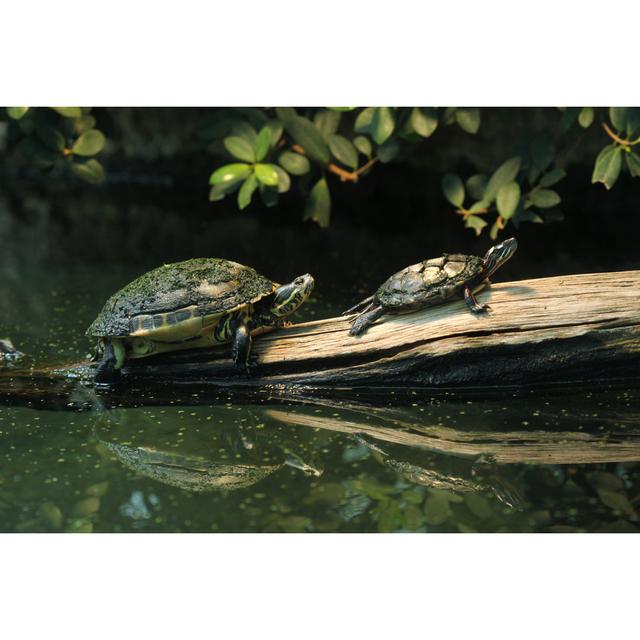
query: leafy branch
205 107 477 227
4 107 107 183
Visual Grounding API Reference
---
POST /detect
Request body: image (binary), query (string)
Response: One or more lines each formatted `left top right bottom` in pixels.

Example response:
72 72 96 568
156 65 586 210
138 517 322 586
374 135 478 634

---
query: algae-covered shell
375 254 485 310
87 258 277 337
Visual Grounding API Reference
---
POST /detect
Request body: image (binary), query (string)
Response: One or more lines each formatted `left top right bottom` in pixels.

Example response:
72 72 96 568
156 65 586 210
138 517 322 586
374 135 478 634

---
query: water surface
1 263 639 533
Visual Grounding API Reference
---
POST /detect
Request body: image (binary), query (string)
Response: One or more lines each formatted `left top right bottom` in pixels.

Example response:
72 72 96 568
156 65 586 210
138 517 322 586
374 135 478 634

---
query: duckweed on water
2 265 640 532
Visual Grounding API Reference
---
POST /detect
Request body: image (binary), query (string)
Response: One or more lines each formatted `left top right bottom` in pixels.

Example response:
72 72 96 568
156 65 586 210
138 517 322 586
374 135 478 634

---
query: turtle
344 237 517 336
86 258 314 382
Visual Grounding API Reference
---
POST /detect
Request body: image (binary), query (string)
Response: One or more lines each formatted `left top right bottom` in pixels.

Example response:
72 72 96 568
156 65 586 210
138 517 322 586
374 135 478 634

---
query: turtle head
269 273 315 319
483 237 517 277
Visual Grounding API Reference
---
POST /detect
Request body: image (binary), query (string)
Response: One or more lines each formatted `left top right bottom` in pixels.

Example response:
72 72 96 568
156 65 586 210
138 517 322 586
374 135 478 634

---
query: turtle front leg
94 339 126 383
349 304 385 336
464 285 490 314
231 318 256 373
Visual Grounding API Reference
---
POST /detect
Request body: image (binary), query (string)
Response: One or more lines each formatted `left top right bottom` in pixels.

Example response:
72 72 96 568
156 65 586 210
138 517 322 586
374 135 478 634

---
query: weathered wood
266 407 640 465
1 270 639 397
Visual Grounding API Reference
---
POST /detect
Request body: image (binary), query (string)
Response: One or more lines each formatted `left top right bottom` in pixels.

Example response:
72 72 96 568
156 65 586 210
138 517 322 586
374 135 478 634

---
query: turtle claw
472 303 491 314
239 352 260 376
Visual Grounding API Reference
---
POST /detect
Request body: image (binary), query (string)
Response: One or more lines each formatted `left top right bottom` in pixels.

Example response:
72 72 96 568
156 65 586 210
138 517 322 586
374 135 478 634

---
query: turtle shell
375 254 485 311
87 258 277 337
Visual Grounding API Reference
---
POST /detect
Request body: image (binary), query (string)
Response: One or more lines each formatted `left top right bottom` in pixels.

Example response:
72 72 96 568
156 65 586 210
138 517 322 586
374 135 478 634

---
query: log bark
1 270 640 398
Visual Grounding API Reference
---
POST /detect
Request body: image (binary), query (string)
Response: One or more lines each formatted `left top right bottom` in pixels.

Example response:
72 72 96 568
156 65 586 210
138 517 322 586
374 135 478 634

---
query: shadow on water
1 383 639 532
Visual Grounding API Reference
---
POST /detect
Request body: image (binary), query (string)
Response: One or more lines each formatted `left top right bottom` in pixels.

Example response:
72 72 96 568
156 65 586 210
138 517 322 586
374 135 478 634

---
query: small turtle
87 258 314 382
344 238 517 336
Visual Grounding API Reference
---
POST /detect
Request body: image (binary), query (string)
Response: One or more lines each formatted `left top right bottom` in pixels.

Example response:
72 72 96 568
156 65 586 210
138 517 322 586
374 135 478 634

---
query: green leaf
223 136 255 162
513 209 543 226
608 107 640 137
496 181 521 219
530 136 555 173
591 144 622 190
327 107 356 112
209 163 251 185
529 189 561 208
254 127 272 162
71 159 105 184
609 107 640 137
328 134 358 170
466 174 488 201
559 107 579 132
469 200 490 213
625 108 640 137
209 179 243 201
609 107 629 133
377 137 399 163
353 135 372 157
455 107 480 134
539 168 566 187
626 152 640 178
304 178 331 227
254 163 279 186
266 119 283 146
314 110 342 140
442 107 457 125
230 120 258 145
36 124 65 153
71 129 106 156
278 151 310 175
275 108 330 165
410 107 438 138
465 215 488 236
75 115 96 135
484 157 521 202
237 173 259 210
354 107 374 134
578 107 594 128
7 107 28 120
370 107 395 144
273 165 291 193
442 174 465 207
51 107 82 118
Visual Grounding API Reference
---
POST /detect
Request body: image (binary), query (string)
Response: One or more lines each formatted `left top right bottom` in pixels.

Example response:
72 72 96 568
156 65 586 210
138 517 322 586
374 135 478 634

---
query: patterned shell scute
87 258 276 337
376 254 484 310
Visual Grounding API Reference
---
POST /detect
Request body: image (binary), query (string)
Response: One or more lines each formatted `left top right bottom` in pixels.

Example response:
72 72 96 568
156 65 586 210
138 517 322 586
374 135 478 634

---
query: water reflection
1 385 639 532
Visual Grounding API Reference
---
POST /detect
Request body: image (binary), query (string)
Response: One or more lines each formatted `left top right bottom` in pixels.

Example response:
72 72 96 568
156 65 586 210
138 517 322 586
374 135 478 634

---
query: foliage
3 106 640 236
202 106 640 236
442 106 640 238
205 106 448 228
2 107 106 183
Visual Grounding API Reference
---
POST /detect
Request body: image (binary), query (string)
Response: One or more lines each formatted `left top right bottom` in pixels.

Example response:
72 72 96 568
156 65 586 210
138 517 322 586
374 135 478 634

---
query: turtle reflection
354 434 523 510
94 406 322 493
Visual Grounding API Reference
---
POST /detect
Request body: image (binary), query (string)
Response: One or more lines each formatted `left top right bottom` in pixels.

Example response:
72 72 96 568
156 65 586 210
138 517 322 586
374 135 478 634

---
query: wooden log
97 269 640 387
1 270 639 397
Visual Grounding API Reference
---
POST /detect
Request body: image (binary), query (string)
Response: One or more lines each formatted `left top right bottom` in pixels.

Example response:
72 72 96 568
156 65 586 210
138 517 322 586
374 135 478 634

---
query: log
1 270 640 399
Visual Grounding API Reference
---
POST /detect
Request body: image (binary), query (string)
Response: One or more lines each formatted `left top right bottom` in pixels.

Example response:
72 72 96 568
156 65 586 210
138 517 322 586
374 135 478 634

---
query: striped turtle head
269 274 315 319
483 237 517 277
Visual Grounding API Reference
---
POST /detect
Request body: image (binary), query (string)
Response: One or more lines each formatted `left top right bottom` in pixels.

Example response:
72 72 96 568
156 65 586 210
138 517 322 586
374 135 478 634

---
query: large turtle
87 258 314 382
344 238 517 336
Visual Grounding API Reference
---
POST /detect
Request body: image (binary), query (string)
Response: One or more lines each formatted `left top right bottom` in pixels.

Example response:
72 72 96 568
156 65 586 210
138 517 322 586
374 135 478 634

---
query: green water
1 264 640 533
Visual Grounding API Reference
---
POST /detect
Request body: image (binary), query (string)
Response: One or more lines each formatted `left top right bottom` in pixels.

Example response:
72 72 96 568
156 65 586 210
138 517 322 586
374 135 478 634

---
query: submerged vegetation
2 107 639 237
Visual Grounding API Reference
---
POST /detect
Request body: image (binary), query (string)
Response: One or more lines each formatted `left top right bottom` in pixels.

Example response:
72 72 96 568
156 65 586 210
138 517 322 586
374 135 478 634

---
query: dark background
1 107 638 300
